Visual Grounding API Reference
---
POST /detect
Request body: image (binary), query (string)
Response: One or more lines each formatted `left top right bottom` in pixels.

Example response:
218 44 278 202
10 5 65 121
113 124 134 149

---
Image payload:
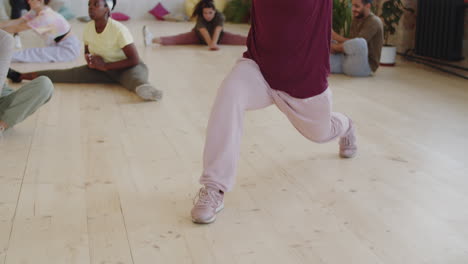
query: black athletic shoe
7 68 22 83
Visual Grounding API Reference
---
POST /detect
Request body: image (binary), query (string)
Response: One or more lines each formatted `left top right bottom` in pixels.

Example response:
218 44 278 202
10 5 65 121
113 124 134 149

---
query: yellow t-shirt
83 19 133 63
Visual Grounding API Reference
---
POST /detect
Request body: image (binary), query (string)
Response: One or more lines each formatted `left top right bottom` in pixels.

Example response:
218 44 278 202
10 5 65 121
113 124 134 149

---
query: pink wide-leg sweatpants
200 58 352 192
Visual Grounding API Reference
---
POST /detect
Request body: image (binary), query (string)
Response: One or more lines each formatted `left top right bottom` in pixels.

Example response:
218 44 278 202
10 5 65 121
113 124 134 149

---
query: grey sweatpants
11 35 81 63
330 38 372 77
35 62 150 92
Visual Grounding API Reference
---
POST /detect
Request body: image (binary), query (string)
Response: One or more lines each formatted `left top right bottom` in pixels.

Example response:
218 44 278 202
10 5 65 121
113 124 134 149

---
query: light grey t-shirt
0 30 14 95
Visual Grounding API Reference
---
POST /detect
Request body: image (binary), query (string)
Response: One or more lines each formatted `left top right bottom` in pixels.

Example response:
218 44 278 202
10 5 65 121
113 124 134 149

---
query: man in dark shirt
191 0 357 224
331 0 384 77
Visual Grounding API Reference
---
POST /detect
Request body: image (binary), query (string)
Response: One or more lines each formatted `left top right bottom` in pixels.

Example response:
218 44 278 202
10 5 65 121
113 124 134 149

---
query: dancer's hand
85 53 91 64
209 44 219 51
89 55 107 71
86 54 95 69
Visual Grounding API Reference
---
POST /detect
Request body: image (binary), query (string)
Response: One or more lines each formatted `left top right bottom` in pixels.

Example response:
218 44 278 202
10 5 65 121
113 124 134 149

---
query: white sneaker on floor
143 25 154 47
191 187 224 224
339 121 357 158
14 34 22 49
135 84 163 101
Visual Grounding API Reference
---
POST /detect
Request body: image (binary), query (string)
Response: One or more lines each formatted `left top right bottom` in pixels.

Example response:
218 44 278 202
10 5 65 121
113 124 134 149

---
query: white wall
66 0 186 18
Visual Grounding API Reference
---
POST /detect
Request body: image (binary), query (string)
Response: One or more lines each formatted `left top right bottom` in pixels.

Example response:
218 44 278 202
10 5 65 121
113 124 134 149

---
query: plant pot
380 46 397 66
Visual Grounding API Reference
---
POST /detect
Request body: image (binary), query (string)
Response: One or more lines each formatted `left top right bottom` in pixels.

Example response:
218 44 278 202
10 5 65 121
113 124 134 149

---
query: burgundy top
244 0 331 99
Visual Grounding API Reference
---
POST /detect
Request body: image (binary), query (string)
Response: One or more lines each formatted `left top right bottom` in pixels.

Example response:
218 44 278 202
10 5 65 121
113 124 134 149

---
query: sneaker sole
339 147 357 159
340 152 357 159
191 203 224 224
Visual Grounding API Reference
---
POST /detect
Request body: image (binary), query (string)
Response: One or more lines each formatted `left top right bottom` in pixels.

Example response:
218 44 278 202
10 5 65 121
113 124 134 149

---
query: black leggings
9 0 30 19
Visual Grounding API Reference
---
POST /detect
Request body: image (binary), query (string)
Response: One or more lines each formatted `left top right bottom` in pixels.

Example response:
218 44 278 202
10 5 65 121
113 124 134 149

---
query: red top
244 0 331 99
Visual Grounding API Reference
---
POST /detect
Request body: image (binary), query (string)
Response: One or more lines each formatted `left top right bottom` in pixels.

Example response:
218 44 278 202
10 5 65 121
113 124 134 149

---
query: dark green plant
371 1 379 14
380 0 415 45
223 0 251 23
333 0 352 37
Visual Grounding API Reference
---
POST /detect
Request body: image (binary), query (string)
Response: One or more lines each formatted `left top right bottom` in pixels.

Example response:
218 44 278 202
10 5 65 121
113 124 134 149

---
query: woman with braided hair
143 0 247 51
8 0 163 102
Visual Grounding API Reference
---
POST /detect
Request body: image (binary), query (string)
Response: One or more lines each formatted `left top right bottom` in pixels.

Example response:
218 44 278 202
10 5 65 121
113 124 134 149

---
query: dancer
190 0 357 224
0 0 80 63
0 29 54 138
330 0 384 77
143 0 247 51
8 0 163 101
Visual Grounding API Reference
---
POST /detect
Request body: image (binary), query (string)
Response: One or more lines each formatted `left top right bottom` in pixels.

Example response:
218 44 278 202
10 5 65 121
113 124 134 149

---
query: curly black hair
191 0 216 19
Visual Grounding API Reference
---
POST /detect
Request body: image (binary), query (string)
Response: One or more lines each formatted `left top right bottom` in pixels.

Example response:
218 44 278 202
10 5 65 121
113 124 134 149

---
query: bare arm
331 43 345 54
198 28 213 46
88 43 140 71
1 19 31 34
0 18 24 28
210 26 223 49
332 30 349 43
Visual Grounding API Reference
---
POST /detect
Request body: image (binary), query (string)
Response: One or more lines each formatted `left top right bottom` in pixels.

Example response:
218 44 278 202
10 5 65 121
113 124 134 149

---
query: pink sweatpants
161 30 247 45
200 58 351 192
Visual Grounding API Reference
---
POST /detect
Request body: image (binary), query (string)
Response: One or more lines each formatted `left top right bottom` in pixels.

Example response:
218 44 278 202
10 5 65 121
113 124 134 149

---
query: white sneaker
339 121 357 159
191 187 224 224
143 25 154 47
135 84 163 101
14 34 22 49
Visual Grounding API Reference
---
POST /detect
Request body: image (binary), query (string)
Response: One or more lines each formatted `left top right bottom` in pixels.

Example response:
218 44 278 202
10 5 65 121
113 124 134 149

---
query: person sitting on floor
0 29 54 138
8 0 163 102
0 0 81 63
330 0 383 77
143 0 247 51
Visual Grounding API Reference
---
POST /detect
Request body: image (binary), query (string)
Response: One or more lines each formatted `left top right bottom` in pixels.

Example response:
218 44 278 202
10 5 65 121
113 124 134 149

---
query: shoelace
193 188 219 207
340 135 352 147
340 125 355 147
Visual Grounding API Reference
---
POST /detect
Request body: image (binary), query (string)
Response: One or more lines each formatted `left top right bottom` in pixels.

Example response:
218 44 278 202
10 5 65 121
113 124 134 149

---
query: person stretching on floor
143 0 247 51
330 0 383 77
0 0 81 63
8 0 163 102
190 0 357 224
0 29 54 139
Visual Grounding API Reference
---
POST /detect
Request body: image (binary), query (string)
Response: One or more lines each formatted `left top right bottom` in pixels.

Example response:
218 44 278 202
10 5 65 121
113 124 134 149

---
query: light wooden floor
1 20 468 264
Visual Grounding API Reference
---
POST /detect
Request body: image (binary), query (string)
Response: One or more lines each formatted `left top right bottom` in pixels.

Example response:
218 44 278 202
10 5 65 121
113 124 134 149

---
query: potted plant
223 0 251 23
379 0 414 65
333 0 352 37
